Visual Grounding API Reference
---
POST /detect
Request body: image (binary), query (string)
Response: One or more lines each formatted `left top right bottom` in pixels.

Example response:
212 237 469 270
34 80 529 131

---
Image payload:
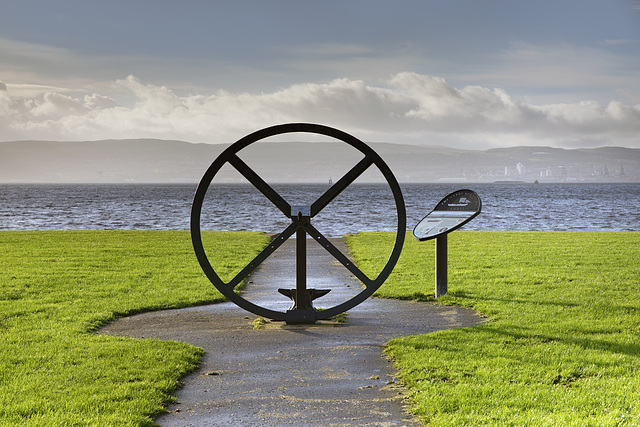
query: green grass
0 230 269 426
4 230 639 425
347 231 640 426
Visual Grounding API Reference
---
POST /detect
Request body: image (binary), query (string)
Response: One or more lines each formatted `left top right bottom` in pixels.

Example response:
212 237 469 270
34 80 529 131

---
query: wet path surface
100 238 484 426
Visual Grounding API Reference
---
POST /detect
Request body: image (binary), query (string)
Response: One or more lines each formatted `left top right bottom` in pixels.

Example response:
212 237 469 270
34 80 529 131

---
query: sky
1 0 640 150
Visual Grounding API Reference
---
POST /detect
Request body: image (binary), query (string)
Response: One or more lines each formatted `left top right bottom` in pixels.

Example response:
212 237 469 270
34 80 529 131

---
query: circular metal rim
190 123 406 321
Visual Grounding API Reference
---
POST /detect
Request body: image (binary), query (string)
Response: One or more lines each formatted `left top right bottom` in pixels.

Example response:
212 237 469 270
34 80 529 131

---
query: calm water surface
1 183 639 236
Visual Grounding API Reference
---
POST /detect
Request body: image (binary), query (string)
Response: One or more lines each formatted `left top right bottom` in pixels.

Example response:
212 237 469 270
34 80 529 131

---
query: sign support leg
435 234 448 297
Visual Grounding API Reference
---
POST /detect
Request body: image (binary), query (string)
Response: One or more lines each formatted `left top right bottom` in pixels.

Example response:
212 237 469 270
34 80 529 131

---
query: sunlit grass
348 231 640 426
4 230 639 425
0 230 269 426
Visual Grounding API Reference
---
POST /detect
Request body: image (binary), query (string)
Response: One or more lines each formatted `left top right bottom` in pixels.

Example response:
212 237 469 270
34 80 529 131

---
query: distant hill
1 139 638 183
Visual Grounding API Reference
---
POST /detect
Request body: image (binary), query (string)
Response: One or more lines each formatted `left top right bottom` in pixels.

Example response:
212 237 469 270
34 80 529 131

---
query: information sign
413 189 481 241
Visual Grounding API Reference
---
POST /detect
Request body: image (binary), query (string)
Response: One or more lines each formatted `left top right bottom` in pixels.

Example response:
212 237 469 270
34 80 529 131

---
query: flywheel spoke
228 154 291 217
310 155 373 217
303 223 375 288
222 222 298 289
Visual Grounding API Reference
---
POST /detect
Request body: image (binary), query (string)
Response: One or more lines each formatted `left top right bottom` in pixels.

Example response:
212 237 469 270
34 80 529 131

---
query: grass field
0 230 269 426
347 231 640 426
3 230 639 425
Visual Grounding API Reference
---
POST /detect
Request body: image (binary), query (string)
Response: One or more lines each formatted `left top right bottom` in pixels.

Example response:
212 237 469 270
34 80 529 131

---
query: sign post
413 189 481 297
435 234 448 297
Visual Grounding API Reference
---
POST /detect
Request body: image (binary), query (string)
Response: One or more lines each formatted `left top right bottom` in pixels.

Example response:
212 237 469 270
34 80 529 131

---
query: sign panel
291 205 311 217
413 189 481 241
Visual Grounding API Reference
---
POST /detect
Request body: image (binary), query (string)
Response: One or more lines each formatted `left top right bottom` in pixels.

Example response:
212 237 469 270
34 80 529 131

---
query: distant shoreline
2 139 638 183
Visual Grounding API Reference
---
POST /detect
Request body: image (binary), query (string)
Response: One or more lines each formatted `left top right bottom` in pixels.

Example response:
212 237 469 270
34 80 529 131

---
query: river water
1 183 639 236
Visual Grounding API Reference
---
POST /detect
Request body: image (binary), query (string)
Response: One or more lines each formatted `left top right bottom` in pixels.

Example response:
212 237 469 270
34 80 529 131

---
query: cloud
461 41 640 105
3 83 75 98
1 73 639 149
0 37 71 65
598 39 639 46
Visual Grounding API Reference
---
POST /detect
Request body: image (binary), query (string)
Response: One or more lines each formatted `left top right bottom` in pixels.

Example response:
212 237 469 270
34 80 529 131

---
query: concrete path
100 238 483 426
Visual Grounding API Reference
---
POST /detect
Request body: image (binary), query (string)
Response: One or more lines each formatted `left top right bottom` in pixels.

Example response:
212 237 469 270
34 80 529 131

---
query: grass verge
347 231 640 426
0 230 269 426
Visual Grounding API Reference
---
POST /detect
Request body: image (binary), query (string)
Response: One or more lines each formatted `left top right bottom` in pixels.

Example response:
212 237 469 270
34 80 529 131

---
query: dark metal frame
191 123 406 323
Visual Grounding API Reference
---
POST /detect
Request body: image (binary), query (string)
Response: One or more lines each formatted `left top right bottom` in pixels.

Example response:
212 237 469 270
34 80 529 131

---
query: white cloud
2 73 639 149
535 100 640 135
4 83 75 98
83 93 118 109
30 93 88 118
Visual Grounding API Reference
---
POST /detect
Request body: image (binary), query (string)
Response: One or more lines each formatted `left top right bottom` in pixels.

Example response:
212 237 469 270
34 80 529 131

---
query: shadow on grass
448 289 580 308
86 298 228 333
471 324 640 359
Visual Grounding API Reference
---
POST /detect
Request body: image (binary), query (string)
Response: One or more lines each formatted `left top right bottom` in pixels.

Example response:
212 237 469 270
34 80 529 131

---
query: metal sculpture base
278 288 330 309
278 288 330 324
285 309 316 325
